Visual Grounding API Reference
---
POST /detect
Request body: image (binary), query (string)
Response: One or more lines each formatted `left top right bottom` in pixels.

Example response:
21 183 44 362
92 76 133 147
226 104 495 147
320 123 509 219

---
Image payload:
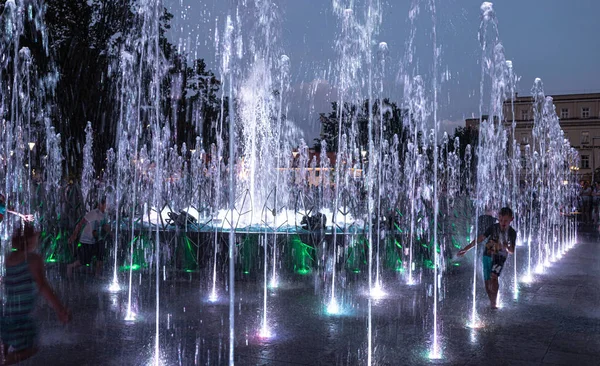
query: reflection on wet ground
17 234 600 365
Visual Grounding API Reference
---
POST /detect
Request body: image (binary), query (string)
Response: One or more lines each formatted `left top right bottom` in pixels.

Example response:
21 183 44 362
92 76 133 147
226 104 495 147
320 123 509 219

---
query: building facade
466 93 600 182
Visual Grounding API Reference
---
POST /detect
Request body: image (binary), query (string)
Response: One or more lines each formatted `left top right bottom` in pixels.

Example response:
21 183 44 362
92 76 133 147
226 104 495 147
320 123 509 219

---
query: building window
520 133 529 144
581 131 590 145
521 110 529 120
560 108 569 119
581 155 590 169
582 107 590 119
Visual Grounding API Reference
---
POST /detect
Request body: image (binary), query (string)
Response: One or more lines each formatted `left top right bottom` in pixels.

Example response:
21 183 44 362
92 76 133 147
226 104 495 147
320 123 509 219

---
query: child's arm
457 234 487 256
29 254 70 324
5 209 34 222
69 218 87 245
504 240 515 254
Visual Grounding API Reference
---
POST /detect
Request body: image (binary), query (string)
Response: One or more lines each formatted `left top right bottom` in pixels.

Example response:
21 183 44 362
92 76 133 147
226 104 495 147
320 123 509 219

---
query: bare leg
490 273 499 308
67 260 82 278
95 260 103 277
484 280 493 305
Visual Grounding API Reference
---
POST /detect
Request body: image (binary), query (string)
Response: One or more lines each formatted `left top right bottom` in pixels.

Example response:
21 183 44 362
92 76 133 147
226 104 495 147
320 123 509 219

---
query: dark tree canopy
0 0 225 176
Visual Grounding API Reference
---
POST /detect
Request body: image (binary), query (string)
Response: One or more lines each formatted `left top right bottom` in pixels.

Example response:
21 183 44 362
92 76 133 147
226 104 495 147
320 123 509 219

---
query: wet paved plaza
17 233 600 365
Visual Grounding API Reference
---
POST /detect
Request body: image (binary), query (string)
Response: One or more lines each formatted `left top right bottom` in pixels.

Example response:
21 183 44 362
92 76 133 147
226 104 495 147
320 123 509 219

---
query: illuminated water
0 1 580 365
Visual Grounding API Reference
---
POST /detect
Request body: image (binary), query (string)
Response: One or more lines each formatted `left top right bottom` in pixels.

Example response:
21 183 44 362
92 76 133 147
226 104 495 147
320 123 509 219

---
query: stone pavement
12 233 600 365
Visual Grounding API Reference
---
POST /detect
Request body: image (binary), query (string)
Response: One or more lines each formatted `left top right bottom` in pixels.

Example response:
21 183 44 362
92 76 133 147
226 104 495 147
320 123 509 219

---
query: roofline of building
505 92 600 104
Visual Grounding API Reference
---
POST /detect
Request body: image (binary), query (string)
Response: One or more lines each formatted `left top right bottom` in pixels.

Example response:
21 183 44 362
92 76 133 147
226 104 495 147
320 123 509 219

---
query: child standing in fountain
67 198 109 278
457 207 516 309
1 224 70 364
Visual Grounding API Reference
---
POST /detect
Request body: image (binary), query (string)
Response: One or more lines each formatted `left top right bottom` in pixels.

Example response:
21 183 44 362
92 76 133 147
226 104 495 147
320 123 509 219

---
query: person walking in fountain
457 207 516 309
1 223 70 364
67 197 109 278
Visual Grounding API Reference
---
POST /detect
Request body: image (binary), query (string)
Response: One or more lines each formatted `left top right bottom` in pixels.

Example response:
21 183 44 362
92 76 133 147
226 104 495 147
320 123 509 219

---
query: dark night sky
166 0 600 142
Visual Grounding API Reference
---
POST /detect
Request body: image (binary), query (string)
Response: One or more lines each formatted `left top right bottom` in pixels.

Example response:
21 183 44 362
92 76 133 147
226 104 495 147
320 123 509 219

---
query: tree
0 0 226 174
315 98 409 154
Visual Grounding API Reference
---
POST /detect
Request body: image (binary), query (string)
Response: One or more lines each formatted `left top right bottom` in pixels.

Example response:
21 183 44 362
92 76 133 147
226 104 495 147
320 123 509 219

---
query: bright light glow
521 274 534 284
370 285 387 299
124 311 137 321
467 318 483 329
535 264 545 274
428 341 442 360
147 354 165 366
258 324 273 339
108 281 121 292
269 278 279 289
208 290 219 303
544 259 551 268
407 275 417 286
326 299 340 315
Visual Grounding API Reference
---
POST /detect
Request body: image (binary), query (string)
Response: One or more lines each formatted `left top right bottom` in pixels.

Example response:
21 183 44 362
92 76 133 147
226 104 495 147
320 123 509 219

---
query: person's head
498 207 514 230
11 223 40 252
97 197 107 213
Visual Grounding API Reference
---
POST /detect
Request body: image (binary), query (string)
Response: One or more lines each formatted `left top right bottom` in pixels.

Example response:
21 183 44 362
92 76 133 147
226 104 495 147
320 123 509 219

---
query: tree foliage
0 0 225 175
315 98 409 153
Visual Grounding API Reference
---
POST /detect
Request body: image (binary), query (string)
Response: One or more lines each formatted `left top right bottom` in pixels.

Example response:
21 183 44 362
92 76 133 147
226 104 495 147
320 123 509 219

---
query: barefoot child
457 207 516 309
1 224 70 364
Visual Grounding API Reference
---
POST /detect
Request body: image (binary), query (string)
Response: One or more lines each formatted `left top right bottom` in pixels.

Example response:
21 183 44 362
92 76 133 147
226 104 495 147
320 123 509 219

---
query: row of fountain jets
0 0 579 364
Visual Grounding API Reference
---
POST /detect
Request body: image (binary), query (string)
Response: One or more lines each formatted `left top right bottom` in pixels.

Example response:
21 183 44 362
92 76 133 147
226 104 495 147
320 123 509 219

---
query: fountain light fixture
370 284 387 299
326 298 340 315
521 274 533 283
108 281 121 292
124 311 137 321
258 324 273 339
534 263 545 274
428 341 443 360
28 142 35 151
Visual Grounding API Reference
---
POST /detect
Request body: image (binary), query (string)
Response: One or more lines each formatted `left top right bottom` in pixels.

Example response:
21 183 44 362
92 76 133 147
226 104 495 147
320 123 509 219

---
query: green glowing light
353 269 361 273
394 223 403 233
424 259 434 269
243 271 250 274
46 259 57 263
184 269 194 273
453 262 460 266
394 240 402 249
296 268 311 275
119 264 141 271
